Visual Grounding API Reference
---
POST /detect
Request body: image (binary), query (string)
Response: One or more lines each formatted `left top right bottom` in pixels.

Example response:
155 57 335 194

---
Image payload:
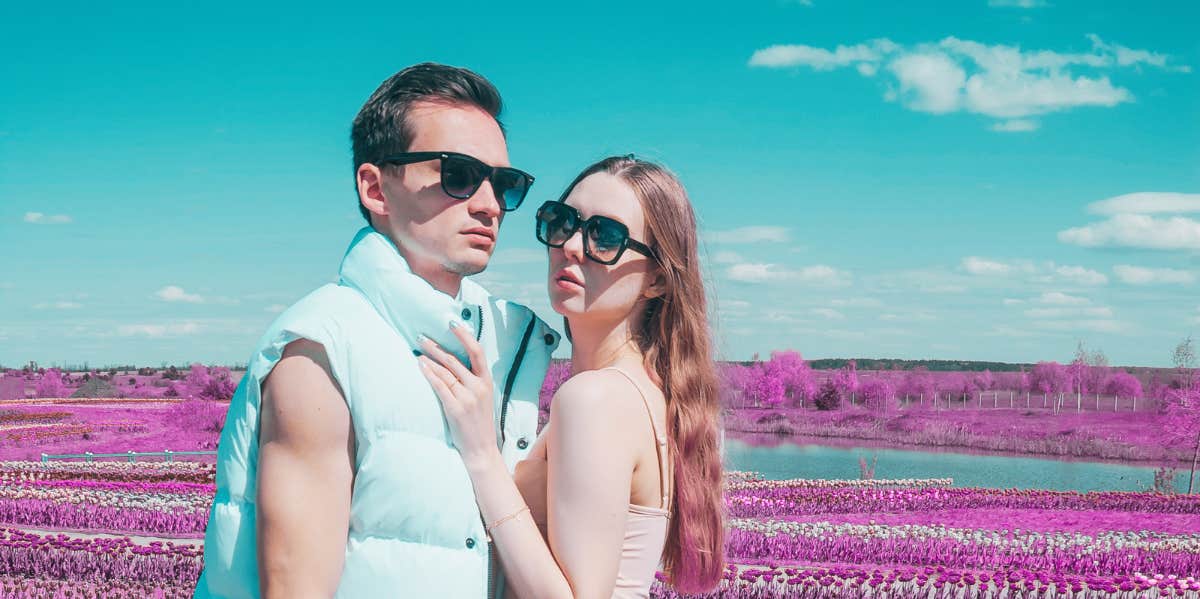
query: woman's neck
567 319 643 374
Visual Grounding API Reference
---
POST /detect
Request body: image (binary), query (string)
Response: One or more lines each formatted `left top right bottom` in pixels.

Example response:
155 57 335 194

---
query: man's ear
357 163 389 219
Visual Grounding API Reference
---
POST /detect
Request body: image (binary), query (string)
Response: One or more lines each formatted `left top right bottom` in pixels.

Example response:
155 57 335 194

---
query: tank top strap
598 366 669 511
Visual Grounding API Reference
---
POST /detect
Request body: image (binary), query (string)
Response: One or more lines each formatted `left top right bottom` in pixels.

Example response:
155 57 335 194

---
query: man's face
378 101 510 278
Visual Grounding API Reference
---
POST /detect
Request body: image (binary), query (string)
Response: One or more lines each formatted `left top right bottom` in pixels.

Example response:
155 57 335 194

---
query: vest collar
337 226 484 365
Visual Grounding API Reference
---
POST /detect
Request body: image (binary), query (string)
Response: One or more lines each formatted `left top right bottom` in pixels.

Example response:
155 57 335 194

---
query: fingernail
417 334 430 345
448 320 461 330
412 349 422 357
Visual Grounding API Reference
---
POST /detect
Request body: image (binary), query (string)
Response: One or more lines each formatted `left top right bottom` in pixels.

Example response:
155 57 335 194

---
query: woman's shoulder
550 368 654 427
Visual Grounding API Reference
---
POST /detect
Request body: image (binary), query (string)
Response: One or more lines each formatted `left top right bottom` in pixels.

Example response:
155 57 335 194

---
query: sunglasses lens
587 218 628 263
493 169 529 211
537 203 576 246
441 155 486 198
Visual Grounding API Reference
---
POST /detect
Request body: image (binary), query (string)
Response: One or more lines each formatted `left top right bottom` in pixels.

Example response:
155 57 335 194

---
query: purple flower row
726 525 1200 577
650 564 1200 598
0 574 192 599
0 498 208 535
727 486 1200 518
0 528 202 585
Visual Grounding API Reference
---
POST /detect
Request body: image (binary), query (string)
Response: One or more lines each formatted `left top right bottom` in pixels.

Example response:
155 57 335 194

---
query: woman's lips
553 269 584 291
554 277 584 291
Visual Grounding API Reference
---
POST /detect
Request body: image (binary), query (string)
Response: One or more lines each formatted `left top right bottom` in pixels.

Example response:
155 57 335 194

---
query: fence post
1133 396 1137 411
1010 391 1014 409
1095 393 1099 411
1076 392 1081 413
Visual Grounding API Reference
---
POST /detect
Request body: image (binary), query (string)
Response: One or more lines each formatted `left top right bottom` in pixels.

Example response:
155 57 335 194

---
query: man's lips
462 227 496 242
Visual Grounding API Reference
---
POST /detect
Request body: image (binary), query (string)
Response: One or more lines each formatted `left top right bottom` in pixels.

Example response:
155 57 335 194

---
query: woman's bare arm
256 339 355 599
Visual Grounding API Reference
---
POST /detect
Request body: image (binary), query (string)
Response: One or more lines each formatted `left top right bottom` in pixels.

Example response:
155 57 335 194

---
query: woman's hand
416 322 499 468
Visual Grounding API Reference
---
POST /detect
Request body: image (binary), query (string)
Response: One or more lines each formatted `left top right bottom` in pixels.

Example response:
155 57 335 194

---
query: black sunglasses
379 151 534 212
535 200 657 265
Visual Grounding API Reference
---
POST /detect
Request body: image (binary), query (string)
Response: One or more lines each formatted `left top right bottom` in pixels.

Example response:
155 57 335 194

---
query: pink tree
768 350 817 407
1031 362 1070 395
1103 371 1144 398
1163 385 1200 493
831 361 859 401
752 359 787 409
860 378 897 414
899 367 936 403
973 369 996 391
35 368 69 398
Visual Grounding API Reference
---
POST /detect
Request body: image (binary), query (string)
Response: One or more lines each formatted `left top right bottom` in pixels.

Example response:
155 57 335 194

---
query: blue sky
2 0 1198 368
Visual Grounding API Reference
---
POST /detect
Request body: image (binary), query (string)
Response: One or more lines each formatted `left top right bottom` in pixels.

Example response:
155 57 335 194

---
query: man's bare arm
256 339 355 599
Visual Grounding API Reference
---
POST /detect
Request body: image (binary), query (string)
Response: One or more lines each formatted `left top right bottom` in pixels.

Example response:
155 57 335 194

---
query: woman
416 155 725 598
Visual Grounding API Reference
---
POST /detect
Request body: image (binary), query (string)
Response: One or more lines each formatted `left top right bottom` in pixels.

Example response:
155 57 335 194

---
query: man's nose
466 178 502 218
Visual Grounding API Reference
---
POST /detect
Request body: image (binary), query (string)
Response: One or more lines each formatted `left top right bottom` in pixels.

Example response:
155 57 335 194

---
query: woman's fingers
449 323 489 379
417 355 457 390
418 334 473 383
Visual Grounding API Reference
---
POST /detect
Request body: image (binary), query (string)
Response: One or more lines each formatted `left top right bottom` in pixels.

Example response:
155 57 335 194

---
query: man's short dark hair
351 63 505 223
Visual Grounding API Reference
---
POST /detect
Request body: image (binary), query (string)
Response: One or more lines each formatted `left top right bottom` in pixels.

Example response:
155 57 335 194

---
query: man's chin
444 251 491 277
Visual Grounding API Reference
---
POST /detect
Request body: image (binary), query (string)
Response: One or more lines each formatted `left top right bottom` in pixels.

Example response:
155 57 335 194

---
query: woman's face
547 173 656 325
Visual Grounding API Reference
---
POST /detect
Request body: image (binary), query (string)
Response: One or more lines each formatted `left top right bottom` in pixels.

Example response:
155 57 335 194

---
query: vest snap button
465 537 476 549
516 437 529 450
461 308 472 320
543 333 554 345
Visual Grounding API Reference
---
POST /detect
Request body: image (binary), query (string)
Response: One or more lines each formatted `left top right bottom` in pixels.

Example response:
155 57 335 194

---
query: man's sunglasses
535 200 657 265
379 151 534 212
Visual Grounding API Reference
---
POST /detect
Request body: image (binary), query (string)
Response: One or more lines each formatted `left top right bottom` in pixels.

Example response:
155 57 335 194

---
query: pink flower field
0 360 1197 598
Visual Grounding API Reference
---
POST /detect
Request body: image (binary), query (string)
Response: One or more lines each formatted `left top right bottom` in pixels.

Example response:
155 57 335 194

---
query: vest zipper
484 314 538 599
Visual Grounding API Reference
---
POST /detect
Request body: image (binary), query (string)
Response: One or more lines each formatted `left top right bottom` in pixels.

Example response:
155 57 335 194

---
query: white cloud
117 322 202 337
709 226 790 244
1003 298 1025 305
962 256 1013 276
750 35 1185 130
711 251 744 264
155 286 205 303
1039 291 1089 305
795 265 852 286
748 40 891 70
23 212 72 225
1087 192 1200 215
1113 265 1196 285
1053 265 1108 285
33 301 83 310
727 263 776 283
265 304 287 313
888 52 966 114
991 119 1039 132
725 263 850 286
1059 213 1200 251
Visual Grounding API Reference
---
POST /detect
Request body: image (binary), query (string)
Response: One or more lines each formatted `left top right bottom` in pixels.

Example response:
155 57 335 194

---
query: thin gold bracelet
485 505 530 540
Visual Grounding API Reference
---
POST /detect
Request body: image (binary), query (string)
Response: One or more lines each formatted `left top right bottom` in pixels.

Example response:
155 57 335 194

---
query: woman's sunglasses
379 151 534 212
535 200 657 265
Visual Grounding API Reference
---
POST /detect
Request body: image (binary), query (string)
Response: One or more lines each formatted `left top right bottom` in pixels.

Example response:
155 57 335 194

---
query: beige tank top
601 366 671 599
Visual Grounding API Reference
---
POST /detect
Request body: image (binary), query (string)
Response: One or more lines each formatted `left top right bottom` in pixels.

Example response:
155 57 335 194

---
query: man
194 63 560 599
